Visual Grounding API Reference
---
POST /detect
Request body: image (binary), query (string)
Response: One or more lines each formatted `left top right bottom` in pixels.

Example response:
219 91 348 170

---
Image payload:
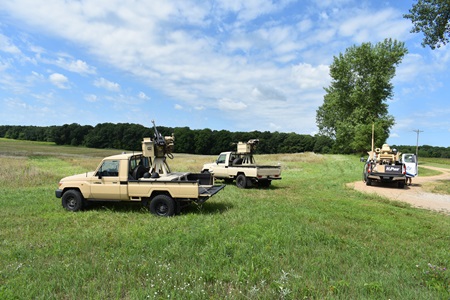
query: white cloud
174 104 183 110
217 98 248 111
54 57 96 74
395 53 424 83
338 8 411 43
291 63 330 90
251 85 286 101
49 73 69 89
94 77 120 92
0 60 10 72
214 0 291 23
0 33 21 54
138 92 150 100
269 122 281 130
431 44 450 65
85 94 98 102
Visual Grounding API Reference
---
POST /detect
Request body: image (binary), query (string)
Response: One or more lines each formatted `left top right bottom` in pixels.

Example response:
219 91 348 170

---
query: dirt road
347 166 450 214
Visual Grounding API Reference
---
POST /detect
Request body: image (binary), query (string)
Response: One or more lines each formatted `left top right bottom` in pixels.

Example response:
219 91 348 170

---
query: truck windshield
217 154 226 164
98 160 119 177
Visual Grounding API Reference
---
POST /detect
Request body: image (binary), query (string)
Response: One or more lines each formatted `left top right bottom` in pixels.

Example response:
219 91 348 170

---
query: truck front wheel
149 195 176 217
236 174 247 189
62 190 84 212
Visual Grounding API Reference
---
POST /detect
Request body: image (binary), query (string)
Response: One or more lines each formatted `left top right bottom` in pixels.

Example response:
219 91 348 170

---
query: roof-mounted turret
141 120 174 176
236 139 259 154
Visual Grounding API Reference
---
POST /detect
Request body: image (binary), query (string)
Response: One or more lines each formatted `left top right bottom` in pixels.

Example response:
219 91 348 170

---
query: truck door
213 153 229 177
402 154 417 177
90 159 122 200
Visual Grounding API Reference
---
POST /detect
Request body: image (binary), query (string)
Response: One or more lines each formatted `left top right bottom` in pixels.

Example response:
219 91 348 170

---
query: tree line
0 123 334 155
1 123 449 157
392 145 450 159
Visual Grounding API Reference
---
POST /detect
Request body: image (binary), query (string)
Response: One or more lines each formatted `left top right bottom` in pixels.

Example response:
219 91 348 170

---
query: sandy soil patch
347 166 450 215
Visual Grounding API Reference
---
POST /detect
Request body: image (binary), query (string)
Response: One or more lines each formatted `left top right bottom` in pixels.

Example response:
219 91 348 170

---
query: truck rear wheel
236 174 248 189
149 194 175 217
62 190 84 212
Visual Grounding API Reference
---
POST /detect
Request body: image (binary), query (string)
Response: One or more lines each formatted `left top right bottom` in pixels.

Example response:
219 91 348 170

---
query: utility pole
413 129 423 175
413 129 423 157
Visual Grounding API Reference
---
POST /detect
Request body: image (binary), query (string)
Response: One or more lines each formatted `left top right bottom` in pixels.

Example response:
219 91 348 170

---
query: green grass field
419 157 450 195
1 138 449 299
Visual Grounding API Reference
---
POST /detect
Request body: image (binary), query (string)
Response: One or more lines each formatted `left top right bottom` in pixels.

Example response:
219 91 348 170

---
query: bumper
55 189 63 198
367 173 405 182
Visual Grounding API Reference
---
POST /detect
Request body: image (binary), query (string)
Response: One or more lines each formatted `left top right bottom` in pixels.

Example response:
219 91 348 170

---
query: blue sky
0 0 449 147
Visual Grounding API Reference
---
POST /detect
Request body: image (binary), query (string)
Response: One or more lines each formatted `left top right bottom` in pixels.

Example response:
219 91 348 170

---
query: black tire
398 181 405 189
62 190 84 212
236 174 247 189
365 178 372 186
149 194 175 217
246 178 253 188
363 163 370 183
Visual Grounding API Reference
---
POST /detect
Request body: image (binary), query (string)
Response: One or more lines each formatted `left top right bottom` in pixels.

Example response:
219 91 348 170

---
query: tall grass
421 157 450 169
0 139 449 299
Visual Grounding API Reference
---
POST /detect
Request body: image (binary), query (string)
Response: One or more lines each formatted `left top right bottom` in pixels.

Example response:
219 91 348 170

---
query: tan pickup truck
201 139 281 188
55 123 225 216
363 144 406 188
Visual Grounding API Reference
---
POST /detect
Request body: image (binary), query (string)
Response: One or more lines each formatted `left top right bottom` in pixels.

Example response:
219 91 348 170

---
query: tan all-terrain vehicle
362 143 406 188
201 139 281 188
55 121 225 216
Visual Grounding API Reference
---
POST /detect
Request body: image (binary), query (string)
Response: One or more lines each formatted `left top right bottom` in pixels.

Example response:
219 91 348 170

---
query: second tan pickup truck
201 139 281 188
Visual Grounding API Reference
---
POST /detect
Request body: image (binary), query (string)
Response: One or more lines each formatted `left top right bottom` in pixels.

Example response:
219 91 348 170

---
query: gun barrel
151 120 165 146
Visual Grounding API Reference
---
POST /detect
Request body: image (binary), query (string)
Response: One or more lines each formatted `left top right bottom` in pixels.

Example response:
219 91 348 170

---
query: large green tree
404 0 450 49
316 39 407 153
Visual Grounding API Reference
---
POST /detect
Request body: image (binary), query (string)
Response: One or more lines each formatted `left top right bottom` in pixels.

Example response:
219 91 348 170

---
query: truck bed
132 172 213 185
127 172 224 200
